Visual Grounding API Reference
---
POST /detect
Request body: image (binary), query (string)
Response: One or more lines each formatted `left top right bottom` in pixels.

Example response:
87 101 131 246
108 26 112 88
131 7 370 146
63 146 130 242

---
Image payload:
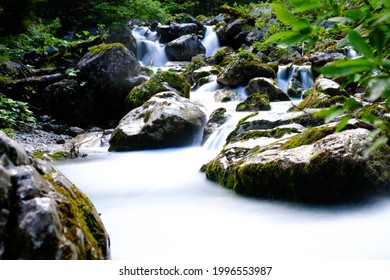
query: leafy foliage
270 0 390 152
0 94 36 131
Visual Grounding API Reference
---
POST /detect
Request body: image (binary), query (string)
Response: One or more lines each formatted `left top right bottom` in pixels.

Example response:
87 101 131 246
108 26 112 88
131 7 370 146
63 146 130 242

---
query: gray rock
109 92 207 151
245 77 290 101
165 34 206 61
309 51 345 68
157 23 199 44
314 78 347 96
0 131 110 259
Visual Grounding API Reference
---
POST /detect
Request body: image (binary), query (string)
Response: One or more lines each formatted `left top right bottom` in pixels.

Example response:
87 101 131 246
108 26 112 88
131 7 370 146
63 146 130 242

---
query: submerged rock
109 92 207 151
0 131 110 259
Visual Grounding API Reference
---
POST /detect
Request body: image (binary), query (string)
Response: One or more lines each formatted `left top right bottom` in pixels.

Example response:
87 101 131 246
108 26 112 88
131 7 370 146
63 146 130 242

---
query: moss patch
89 43 126 55
280 126 335 150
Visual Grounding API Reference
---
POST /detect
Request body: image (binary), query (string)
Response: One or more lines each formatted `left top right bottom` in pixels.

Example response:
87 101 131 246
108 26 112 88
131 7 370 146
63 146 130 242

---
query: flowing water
54 27 390 261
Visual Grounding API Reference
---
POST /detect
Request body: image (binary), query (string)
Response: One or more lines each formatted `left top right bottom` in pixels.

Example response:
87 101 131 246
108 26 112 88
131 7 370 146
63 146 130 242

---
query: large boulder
245 77 290 101
0 131 110 259
216 19 248 49
290 89 349 112
76 43 141 123
204 126 390 205
165 34 206 61
157 23 199 44
309 51 345 68
314 77 347 97
217 58 275 88
109 92 207 151
126 70 191 110
41 79 95 126
236 93 271 112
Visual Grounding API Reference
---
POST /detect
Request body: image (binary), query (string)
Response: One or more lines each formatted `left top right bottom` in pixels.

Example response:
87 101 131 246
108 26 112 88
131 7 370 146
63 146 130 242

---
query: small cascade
132 26 169 66
346 46 360 58
276 65 314 98
201 26 220 57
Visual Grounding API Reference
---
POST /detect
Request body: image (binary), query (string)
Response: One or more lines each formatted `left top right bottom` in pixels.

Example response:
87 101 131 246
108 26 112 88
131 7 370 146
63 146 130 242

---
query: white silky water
54 27 390 261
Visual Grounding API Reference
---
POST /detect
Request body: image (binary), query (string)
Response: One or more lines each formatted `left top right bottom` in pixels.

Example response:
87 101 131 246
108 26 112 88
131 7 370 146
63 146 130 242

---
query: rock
76 43 141 123
126 70 191 110
245 77 290 101
290 89 348 112
109 92 207 151
216 19 247 49
208 46 235 66
41 79 95 126
314 78 347 97
309 51 345 68
0 131 110 259
157 23 199 44
202 108 231 144
217 58 275 88
105 27 137 54
226 110 324 144
205 127 390 205
214 89 241 103
165 34 206 61
236 93 271 112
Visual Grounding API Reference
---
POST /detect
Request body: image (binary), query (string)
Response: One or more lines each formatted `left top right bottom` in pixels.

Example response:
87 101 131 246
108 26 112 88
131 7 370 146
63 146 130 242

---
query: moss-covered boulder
205 127 390 205
109 92 207 151
126 70 191 110
290 89 349 112
217 58 275 88
0 131 110 259
208 46 235 67
76 43 141 123
202 108 231 144
165 34 206 61
245 77 290 101
236 93 271 112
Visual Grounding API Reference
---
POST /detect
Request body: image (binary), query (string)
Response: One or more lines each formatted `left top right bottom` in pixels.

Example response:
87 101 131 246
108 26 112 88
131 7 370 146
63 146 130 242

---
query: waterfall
132 26 169 66
276 65 314 98
201 26 220 57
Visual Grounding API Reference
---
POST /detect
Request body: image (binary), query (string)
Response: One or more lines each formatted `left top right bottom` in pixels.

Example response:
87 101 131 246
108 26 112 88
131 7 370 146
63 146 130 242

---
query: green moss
353 103 388 119
44 174 107 259
280 126 335 150
184 54 207 73
291 89 348 112
209 46 235 66
33 151 70 160
126 70 190 110
236 93 271 112
89 43 126 55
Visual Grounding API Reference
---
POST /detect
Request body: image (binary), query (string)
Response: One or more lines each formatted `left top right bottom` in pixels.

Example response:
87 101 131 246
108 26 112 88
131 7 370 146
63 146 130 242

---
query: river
54 25 390 261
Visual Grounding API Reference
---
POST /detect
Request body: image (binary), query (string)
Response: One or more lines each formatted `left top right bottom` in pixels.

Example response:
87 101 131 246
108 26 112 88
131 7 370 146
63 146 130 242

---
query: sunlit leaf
290 0 321 12
317 58 374 77
272 3 296 26
336 116 350 132
328 17 354 23
278 33 306 48
348 29 375 61
264 30 298 44
369 28 385 61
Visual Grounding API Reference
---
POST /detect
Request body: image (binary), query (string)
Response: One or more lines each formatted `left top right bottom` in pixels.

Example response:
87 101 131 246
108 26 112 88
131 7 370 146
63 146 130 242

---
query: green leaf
348 30 375 61
369 28 385 61
336 116 350 132
344 9 366 22
264 30 298 44
328 17 354 23
290 0 321 12
272 3 296 26
278 33 306 48
366 76 390 101
343 97 361 112
364 134 388 156
317 58 374 77
293 18 311 31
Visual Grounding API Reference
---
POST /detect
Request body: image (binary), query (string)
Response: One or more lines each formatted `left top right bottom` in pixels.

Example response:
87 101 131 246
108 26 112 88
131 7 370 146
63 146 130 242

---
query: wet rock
76 43 141 123
109 92 207 151
314 78 347 97
236 93 271 112
214 89 241 103
157 23 199 44
0 131 110 259
126 70 191 110
217 58 275 88
309 51 345 68
205 127 390 205
202 108 231 144
245 77 290 101
165 34 206 61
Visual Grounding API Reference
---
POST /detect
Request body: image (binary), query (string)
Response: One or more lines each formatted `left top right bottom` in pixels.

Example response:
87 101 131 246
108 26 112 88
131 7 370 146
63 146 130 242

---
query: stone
236 93 271 112
109 92 207 151
245 77 290 101
165 34 206 61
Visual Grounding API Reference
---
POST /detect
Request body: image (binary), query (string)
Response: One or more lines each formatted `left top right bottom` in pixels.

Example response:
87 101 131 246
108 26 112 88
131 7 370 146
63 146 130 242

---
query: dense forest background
0 0 258 36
